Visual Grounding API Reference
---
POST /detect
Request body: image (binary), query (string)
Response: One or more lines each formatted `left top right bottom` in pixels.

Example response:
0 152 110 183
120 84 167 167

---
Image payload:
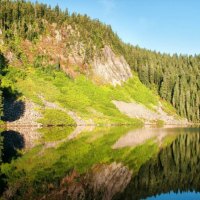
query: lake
0 126 199 200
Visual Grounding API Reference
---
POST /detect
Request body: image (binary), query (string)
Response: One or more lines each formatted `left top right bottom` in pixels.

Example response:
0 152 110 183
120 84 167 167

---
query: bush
38 109 75 126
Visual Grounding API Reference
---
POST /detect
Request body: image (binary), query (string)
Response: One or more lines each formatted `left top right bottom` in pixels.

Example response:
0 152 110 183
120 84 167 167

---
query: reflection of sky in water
146 191 200 200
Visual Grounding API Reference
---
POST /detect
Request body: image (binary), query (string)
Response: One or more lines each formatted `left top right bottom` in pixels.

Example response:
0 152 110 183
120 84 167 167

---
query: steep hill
123 46 200 122
0 0 198 124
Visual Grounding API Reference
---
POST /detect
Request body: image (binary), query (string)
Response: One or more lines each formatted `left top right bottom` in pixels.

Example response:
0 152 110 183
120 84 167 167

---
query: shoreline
0 122 198 130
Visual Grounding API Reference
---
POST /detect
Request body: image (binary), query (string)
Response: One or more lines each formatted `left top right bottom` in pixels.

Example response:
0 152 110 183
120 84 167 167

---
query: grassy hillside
1 65 161 125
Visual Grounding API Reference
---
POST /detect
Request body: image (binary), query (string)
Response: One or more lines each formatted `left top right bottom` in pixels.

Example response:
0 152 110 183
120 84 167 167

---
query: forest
0 52 6 120
124 46 200 122
0 0 199 122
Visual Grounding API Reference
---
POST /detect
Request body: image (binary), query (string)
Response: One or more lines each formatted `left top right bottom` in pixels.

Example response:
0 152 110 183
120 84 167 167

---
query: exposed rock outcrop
93 46 132 86
20 24 132 86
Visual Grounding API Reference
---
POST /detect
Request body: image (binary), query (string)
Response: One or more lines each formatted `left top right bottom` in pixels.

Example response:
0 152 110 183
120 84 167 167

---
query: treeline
0 0 123 58
0 0 199 121
0 52 8 120
0 53 5 119
124 46 200 122
0 0 68 40
0 88 2 120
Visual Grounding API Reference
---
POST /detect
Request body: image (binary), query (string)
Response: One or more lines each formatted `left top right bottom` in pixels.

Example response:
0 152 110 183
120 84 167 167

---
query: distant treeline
124 46 200 122
0 0 199 122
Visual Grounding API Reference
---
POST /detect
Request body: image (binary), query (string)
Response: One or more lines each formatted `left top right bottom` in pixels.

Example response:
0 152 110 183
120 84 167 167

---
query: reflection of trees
0 130 5 195
120 128 200 200
0 130 25 195
0 131 3 163
2 130 25 163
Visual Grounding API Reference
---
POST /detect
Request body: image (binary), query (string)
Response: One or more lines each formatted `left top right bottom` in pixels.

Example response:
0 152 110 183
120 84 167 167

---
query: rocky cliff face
92 46 132 86
6 23 132 86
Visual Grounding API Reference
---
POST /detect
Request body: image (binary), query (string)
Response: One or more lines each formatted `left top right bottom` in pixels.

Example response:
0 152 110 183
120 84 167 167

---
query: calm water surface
0 126 199 200
118 127 200 200
147 191 200 200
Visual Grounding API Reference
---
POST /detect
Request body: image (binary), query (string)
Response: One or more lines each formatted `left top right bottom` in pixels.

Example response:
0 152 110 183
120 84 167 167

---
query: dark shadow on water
0 129 25 196
2 87 25 122
1 130 25 163
0 173 6 195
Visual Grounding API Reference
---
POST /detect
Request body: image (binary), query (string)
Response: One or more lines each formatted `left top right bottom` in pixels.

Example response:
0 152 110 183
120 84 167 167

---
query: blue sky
31 0 200 55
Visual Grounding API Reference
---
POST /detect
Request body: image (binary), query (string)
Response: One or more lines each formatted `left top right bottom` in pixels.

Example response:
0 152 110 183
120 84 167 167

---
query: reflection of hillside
113 127 180 149
120 128 200 200
5 127 40 149
0 130 5 195
0 131 3 163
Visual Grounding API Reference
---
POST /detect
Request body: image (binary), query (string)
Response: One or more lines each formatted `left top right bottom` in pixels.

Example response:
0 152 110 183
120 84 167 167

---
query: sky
31 0 200 55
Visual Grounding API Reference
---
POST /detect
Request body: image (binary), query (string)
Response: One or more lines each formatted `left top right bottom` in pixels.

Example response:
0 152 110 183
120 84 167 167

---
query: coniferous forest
0 0 199 122
0 52 7 120
124 47 200 122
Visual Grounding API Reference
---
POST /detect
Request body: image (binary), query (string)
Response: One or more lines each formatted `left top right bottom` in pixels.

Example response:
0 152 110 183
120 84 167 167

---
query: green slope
1 66 161 125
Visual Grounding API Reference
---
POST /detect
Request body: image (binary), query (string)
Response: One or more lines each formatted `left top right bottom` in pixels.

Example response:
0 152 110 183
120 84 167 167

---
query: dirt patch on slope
113 100 188 125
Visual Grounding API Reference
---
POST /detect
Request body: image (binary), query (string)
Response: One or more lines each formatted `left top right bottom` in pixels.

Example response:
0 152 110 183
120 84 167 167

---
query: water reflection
1 130 25 163
0 126 200 200
0 130 25 195
113 127 191 149
119 127 200 200
0 131 3 163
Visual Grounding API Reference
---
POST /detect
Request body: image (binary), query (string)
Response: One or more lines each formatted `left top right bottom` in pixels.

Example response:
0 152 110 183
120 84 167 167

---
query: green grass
1 66 160 125
38 109 75 126
111 75 158 110
156 119 165 127
0 120 5 126
161 99 178 116
38 126 75 142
